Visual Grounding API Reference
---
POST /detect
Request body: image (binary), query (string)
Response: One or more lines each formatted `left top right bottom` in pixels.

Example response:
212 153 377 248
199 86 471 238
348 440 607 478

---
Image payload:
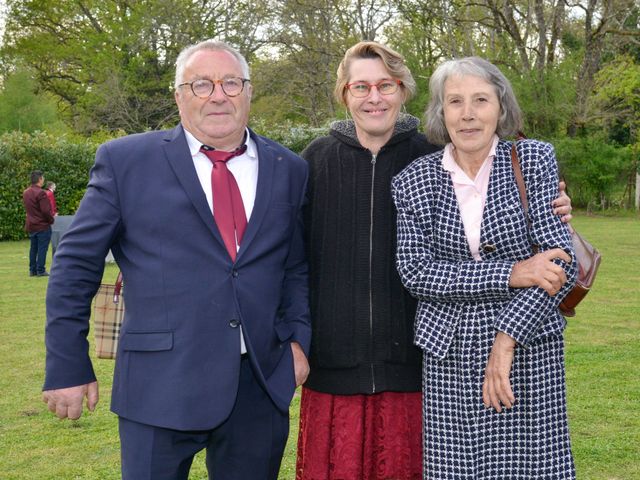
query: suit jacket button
229 319 240 328
232 270 239 278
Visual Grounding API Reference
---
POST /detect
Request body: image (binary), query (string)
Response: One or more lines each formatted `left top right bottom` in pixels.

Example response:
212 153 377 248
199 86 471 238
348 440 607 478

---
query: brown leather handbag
511 143 601 317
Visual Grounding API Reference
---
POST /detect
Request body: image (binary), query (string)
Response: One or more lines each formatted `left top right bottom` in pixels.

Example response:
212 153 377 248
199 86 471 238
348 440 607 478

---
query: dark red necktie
201 144 248 261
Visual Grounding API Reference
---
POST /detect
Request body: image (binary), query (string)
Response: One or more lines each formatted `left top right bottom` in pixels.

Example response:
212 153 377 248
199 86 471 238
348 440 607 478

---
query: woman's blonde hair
334 41 416 106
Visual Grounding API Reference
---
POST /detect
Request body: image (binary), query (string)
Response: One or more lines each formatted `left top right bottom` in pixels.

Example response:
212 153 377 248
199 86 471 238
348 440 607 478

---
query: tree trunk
636 170 640 210
567 0 613 137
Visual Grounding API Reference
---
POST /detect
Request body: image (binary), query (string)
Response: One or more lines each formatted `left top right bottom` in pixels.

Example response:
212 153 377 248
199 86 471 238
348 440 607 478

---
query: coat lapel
162 125 227 250
479 141 523 259
434 157 474 260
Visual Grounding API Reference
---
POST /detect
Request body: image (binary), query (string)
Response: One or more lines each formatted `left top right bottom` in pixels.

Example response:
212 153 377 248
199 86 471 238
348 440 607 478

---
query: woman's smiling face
443 74 501 159
345 58 404 143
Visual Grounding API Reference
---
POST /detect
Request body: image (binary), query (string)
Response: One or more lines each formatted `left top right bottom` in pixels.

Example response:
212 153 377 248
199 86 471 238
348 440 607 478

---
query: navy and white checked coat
392 139 577 479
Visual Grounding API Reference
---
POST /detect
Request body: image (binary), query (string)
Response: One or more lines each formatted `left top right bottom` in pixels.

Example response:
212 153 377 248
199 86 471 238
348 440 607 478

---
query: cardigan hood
329 113 421 149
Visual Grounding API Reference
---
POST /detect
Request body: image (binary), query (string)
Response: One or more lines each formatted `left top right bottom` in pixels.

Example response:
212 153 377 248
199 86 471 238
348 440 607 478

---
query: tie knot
201 144 247 163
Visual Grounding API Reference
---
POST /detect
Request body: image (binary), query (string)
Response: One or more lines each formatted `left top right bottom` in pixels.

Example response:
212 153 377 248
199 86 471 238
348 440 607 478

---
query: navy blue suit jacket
44 125 311 431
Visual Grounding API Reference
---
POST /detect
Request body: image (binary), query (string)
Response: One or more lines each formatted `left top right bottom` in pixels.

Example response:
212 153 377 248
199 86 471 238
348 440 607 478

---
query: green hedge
3 128 631 240
552 136 633 209
0 125 328 240
250 119 329 154
0 131 98 240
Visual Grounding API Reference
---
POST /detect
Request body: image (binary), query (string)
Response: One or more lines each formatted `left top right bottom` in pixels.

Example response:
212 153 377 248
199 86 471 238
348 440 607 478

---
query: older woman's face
443 74 500 158
345 58 404 141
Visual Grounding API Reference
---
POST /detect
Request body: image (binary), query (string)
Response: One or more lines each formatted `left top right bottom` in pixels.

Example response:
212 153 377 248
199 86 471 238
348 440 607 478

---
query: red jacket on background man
23 185 54 232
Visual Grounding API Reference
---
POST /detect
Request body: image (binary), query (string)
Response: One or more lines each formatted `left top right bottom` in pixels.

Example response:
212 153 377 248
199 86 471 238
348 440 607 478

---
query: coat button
232 269 239 278
229 319 240 328
481 243 497 253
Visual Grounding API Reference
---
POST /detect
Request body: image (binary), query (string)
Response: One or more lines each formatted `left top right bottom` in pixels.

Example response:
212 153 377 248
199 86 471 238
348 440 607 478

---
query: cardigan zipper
369 153 377 393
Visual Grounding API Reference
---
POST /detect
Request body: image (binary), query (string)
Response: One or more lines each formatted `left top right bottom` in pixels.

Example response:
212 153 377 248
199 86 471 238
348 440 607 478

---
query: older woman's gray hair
174 40 250 89
424 57 522 146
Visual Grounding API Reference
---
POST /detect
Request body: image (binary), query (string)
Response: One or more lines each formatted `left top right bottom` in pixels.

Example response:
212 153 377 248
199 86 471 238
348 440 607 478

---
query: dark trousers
119 357 289 480
29 228 52 275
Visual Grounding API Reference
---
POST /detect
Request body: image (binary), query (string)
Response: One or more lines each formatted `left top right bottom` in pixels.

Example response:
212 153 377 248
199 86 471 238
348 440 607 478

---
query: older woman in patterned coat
392 57 577 479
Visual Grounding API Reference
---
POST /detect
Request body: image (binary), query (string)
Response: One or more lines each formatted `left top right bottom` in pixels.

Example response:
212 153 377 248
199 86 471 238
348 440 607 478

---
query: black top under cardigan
302 115 440 394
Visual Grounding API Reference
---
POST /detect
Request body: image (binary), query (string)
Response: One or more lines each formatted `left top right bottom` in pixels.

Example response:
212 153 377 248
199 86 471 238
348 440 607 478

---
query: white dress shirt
184 127 259 353
184 128 259 223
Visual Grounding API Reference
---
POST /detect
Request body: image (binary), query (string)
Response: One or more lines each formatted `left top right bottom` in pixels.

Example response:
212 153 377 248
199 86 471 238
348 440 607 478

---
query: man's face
37 177 45 187
175 49 252 151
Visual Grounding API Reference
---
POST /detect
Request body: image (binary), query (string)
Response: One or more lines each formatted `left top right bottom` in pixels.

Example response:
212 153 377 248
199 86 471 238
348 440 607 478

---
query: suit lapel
162 125 227 250
236 130 275 261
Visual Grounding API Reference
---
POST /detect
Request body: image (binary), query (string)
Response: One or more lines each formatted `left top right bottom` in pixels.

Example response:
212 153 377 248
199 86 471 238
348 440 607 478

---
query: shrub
250 119 329 154
0 131 98 240
552 136 632 210
4 127 629 240
0 124 329 240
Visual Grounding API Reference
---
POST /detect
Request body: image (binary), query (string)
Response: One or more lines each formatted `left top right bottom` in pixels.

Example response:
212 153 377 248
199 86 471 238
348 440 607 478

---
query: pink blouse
441 135 498 260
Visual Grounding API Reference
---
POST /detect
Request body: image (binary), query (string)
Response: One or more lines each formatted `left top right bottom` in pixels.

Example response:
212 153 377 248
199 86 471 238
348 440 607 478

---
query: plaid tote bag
92 272 124 359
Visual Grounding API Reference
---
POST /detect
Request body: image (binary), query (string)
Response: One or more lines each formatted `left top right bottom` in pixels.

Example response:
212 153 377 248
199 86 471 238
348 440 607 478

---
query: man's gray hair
174 40 250 88
424 56 523 146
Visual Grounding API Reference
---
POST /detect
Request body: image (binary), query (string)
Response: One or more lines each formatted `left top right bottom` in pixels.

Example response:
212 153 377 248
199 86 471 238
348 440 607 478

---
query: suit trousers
119 356 290 480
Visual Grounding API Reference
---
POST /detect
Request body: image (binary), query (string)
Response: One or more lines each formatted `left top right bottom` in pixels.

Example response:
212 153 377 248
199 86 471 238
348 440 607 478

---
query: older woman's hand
483 332 517 412
553 181 573 223
509 248 571 296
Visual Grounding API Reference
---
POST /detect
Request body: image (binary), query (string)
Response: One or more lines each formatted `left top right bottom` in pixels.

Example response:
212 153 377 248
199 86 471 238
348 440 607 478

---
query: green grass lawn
0 214 638 479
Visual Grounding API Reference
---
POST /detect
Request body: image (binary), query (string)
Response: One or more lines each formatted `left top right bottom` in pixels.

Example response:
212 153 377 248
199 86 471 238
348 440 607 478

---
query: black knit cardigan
302 115 440 394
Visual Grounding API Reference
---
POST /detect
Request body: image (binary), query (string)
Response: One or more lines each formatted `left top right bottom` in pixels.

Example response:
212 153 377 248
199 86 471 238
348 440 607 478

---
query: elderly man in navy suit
42 39 310 480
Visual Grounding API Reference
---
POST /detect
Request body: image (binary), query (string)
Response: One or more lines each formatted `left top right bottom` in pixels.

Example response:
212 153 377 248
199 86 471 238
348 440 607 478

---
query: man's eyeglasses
178 77 251 98
345 79 402 98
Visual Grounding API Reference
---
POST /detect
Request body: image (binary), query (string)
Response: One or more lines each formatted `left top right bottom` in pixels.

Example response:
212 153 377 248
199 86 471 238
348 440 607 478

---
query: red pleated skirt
296 387 422 480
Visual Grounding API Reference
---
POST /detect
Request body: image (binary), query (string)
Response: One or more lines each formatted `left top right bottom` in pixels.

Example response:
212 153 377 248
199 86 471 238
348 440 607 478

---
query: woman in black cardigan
296 42 573 480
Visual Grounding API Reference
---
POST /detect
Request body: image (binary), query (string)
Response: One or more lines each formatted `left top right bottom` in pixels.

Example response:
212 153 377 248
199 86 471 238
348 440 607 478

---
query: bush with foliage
0 69 69 135
1 127 633 240
0 131 98 240
553 136 632 210
250 119 329 154
0 124 331 240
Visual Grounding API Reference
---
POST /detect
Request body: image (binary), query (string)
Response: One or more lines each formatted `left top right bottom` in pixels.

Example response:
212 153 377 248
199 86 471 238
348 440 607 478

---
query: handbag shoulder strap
510 140 539 252
510 143 529 216
113 271 123 303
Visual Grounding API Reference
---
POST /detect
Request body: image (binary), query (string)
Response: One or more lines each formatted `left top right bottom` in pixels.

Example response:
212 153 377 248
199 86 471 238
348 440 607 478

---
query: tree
591 54 640 207
565 0 640 136
388 0 463 118
1 0 273 133
249 0 408 125
0 68 67 133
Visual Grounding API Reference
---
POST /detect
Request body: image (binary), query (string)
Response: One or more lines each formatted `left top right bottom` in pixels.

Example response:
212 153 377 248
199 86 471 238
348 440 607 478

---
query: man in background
22 170 54 276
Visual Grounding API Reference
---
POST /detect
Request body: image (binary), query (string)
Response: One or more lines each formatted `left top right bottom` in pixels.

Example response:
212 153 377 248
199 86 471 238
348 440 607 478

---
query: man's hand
483 332 517 412
553 181 572 223
509 248 571 296
42 381 99 420
291 342 310 387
